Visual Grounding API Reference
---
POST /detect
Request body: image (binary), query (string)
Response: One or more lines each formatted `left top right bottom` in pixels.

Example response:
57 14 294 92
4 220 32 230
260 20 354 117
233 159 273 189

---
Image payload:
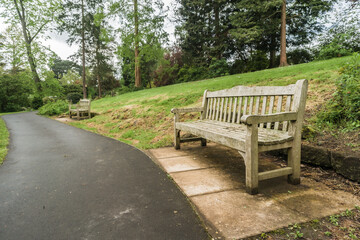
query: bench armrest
241 112 298 125
171 107 204 114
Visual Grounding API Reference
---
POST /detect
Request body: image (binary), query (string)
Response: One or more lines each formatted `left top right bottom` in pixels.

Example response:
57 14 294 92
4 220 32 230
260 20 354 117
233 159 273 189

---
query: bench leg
245 125 259 195
77 110 80 120
174 129 180 150
287 146 301 185
201 138 207 147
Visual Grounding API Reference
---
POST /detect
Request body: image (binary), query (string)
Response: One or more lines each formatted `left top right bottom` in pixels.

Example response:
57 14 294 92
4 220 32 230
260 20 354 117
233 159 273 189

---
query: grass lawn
0 113 10 164
68 56 352 149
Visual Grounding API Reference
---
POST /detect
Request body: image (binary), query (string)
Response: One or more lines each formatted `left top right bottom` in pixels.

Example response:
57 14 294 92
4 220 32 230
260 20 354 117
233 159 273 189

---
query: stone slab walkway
147 143 360 239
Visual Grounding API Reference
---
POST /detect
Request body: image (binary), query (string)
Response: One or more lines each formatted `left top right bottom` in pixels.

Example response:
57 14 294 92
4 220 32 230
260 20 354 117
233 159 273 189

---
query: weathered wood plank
274 96 283 130
171 107 204 113
207 98 213 119
232 97 238 123
219 98 224 121
206 84 296 98
212 98 217 120
236 97 243 124
223 98 228 122
283 95 292 131
241 112 298 125
254 96 260 115
227 97 233 122
249 97 254 115
215 97 220 120
258 167 293 181
259 96 267 128
266 96 275 128
243 97 248 116
245 124 259 194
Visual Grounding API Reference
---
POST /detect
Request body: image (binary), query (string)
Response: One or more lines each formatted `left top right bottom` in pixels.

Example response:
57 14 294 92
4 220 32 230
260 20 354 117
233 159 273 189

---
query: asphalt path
0 112 208 240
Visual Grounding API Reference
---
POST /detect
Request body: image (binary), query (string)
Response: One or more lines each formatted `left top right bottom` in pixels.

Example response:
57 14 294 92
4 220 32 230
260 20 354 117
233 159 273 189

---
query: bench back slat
202 80 308 133
206 84 296 98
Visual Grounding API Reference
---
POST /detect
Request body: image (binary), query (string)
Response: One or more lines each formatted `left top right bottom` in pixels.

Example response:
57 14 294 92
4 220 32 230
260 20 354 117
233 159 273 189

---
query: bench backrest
202 79 308 133
78 99 91 110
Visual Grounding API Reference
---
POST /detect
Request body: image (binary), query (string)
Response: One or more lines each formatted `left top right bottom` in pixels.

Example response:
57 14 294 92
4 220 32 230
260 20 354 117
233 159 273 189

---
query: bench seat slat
175 120 293 148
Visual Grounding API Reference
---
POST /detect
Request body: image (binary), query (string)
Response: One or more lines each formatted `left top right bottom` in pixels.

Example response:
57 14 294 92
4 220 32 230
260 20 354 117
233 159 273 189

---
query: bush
66 93 82 104
63 84 83 96
208 58 229 78
30 94 44 109
177 65 208 83
0 73 33 112
316 34 353 60
38 100 68 116
41 73 64 98
318 53 360 127
287 48 313 64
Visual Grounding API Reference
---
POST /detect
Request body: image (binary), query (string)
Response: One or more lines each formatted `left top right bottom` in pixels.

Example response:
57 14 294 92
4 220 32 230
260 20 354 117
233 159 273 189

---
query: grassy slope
69 56 351 149
0 113 10 164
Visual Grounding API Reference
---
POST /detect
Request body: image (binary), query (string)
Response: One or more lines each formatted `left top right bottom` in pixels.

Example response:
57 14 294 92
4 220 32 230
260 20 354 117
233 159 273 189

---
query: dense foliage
0 72 33 112
318 53 360 128
38 100 69 116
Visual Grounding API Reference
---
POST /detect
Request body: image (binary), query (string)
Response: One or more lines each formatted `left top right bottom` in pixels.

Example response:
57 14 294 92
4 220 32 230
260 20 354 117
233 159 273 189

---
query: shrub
177 65 208 83
66 93 82 104
316 34 353 60
38 100 68 116
31 94 44 109
208 58 229 78
0 73 33 112
41 73 64 98
317 53 360 127
63 84 83 96
287 48 313 64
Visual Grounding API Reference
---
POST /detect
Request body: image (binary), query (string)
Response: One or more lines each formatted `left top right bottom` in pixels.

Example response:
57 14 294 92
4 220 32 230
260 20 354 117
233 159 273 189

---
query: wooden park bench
69 99 91 120
171 80 308 194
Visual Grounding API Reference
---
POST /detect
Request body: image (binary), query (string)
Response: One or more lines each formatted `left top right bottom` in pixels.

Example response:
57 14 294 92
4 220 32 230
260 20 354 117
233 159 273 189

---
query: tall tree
81 0 86 98
133 0 141 87
0 0 60 90
58 0 97 98
279 0 288 66
175 0 237 66
231 0 336 68
0 24 27 72
111 0 167 88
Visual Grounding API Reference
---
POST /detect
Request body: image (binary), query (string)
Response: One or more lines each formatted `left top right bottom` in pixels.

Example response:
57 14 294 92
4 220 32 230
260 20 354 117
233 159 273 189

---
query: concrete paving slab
191 190 308 239
147 144 360 239
156 156 217 173
149 147 188 159
170 168 244 197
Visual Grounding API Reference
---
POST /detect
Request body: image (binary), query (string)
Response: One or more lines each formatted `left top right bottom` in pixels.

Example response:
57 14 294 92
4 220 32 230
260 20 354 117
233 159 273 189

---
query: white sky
1 1 357 60
44 0 176 59
0 0 176 60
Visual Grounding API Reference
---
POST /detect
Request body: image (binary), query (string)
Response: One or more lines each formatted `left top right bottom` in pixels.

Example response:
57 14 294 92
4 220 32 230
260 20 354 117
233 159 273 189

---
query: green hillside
68 56 351 149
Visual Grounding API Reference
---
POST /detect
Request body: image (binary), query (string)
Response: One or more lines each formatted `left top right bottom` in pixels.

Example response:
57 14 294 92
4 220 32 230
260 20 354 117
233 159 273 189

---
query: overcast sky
0 0 176 60
44 0 176 59
1 1 357 60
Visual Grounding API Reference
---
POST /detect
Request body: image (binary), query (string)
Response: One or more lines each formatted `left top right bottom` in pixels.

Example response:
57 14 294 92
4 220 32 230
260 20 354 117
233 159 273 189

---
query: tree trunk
81 0 87 98
16 0 41 91
279 0 288 67
95 32 102 98
134 0 141 87
214 0 221 60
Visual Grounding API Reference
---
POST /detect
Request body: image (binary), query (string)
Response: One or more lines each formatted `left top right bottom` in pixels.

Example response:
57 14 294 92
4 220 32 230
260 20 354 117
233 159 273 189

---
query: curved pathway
0 112 208 239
